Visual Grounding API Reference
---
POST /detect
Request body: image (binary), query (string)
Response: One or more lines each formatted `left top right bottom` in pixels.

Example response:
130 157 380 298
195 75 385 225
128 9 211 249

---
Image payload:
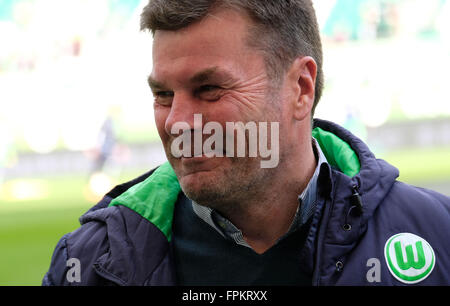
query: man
43 0 449 286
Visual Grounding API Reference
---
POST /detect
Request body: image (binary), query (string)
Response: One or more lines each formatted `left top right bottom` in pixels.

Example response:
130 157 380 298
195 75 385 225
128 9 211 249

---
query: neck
221 138 317 254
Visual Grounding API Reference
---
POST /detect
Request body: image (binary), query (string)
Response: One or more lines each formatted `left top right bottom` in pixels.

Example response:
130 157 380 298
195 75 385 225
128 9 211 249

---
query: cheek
154 106 170 141
219 94 265 122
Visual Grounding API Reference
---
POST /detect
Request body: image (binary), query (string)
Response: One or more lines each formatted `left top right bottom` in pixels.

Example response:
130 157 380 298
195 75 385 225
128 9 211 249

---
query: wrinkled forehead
150 9 258 84
151 7 253 53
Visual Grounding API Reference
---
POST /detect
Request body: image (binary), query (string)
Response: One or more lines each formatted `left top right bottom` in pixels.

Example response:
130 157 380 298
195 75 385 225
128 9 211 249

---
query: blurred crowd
0 0 449 185
0 0 141 73
322 0 450 42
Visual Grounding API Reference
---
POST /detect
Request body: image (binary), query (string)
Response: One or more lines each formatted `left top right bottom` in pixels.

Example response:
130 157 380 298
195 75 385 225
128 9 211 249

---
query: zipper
312 168 337 286
312 179 364 285
350 184 363 216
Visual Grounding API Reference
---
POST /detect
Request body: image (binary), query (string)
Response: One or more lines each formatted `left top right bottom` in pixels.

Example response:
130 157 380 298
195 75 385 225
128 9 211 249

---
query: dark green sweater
172 194 312 286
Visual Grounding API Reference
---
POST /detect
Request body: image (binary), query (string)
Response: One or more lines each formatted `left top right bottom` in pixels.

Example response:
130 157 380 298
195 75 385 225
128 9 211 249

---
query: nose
164 92 200 136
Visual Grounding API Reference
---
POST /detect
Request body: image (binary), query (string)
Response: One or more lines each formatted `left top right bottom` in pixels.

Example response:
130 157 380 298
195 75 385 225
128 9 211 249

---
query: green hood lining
109 127 361 242
312 127 361 178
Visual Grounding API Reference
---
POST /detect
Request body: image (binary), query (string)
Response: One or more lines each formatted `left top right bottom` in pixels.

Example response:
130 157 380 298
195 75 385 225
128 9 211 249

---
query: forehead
151 9 261 84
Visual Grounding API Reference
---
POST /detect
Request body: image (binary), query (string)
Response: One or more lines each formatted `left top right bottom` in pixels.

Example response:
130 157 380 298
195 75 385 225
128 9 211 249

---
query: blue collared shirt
191 137 328 249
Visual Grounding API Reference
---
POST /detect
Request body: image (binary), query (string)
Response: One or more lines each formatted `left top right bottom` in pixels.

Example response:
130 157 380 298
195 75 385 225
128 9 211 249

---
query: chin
179 172 226 204
179 171 213 194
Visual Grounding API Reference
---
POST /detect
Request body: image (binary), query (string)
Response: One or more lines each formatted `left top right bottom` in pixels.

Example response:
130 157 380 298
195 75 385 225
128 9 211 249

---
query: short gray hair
141 0 324 116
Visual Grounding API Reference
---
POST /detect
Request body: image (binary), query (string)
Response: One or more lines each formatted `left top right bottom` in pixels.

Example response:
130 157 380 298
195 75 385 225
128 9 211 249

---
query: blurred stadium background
0 0 449 285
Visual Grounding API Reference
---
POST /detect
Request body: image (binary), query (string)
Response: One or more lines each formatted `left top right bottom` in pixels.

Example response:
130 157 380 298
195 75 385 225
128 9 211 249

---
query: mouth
181 151 224 163
172 145 226 159
178 154 225 177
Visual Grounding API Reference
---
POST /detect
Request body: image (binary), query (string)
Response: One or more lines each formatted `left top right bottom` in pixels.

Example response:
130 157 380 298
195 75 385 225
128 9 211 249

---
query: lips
193 147 225 158
170 142 226 159
181 150 224 162
179 154 224 176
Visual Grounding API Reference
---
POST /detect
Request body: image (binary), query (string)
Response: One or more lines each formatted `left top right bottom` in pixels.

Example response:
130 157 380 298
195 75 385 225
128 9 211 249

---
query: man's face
150 9 288 208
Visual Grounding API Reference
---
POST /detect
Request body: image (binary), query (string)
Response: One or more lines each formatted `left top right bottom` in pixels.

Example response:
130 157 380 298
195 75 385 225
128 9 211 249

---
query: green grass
0 171 143 285
378 147 450 183
0 206 90 285
0 176 92 285
0 172 143 286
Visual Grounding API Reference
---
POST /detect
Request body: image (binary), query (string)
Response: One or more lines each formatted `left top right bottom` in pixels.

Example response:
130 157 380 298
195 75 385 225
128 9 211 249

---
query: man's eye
199 85 220 92
153 91 174 106
154 91 174 98
196 85 222 101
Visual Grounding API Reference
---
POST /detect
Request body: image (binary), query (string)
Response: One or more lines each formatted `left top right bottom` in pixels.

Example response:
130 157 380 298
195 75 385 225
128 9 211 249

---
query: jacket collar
313 118 399 221
298 119 400 284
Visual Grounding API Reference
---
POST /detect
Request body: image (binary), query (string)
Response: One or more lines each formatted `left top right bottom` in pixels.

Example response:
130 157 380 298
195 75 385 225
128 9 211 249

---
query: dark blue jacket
42 119 450 286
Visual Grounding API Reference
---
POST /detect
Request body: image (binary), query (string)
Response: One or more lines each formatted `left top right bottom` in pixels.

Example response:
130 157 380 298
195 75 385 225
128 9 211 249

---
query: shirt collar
190 137 328 248
296 137 328 227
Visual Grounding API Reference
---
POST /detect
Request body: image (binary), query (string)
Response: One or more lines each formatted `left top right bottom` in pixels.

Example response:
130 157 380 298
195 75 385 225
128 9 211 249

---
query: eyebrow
189 67 239 86
189 67 220 84
147 76 166 91
147 67 238 90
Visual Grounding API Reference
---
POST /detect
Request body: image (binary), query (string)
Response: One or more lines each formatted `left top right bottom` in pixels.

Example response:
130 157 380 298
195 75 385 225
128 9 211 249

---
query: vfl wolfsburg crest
384 233 435 284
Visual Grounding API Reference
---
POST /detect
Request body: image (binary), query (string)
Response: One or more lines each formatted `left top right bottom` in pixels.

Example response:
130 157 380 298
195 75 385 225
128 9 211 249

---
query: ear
287 56 317 121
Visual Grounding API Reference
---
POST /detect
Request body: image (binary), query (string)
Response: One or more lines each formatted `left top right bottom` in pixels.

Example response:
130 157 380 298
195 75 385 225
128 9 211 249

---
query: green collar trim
109 162 180 242
312 127 361 177
108 128 361 242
